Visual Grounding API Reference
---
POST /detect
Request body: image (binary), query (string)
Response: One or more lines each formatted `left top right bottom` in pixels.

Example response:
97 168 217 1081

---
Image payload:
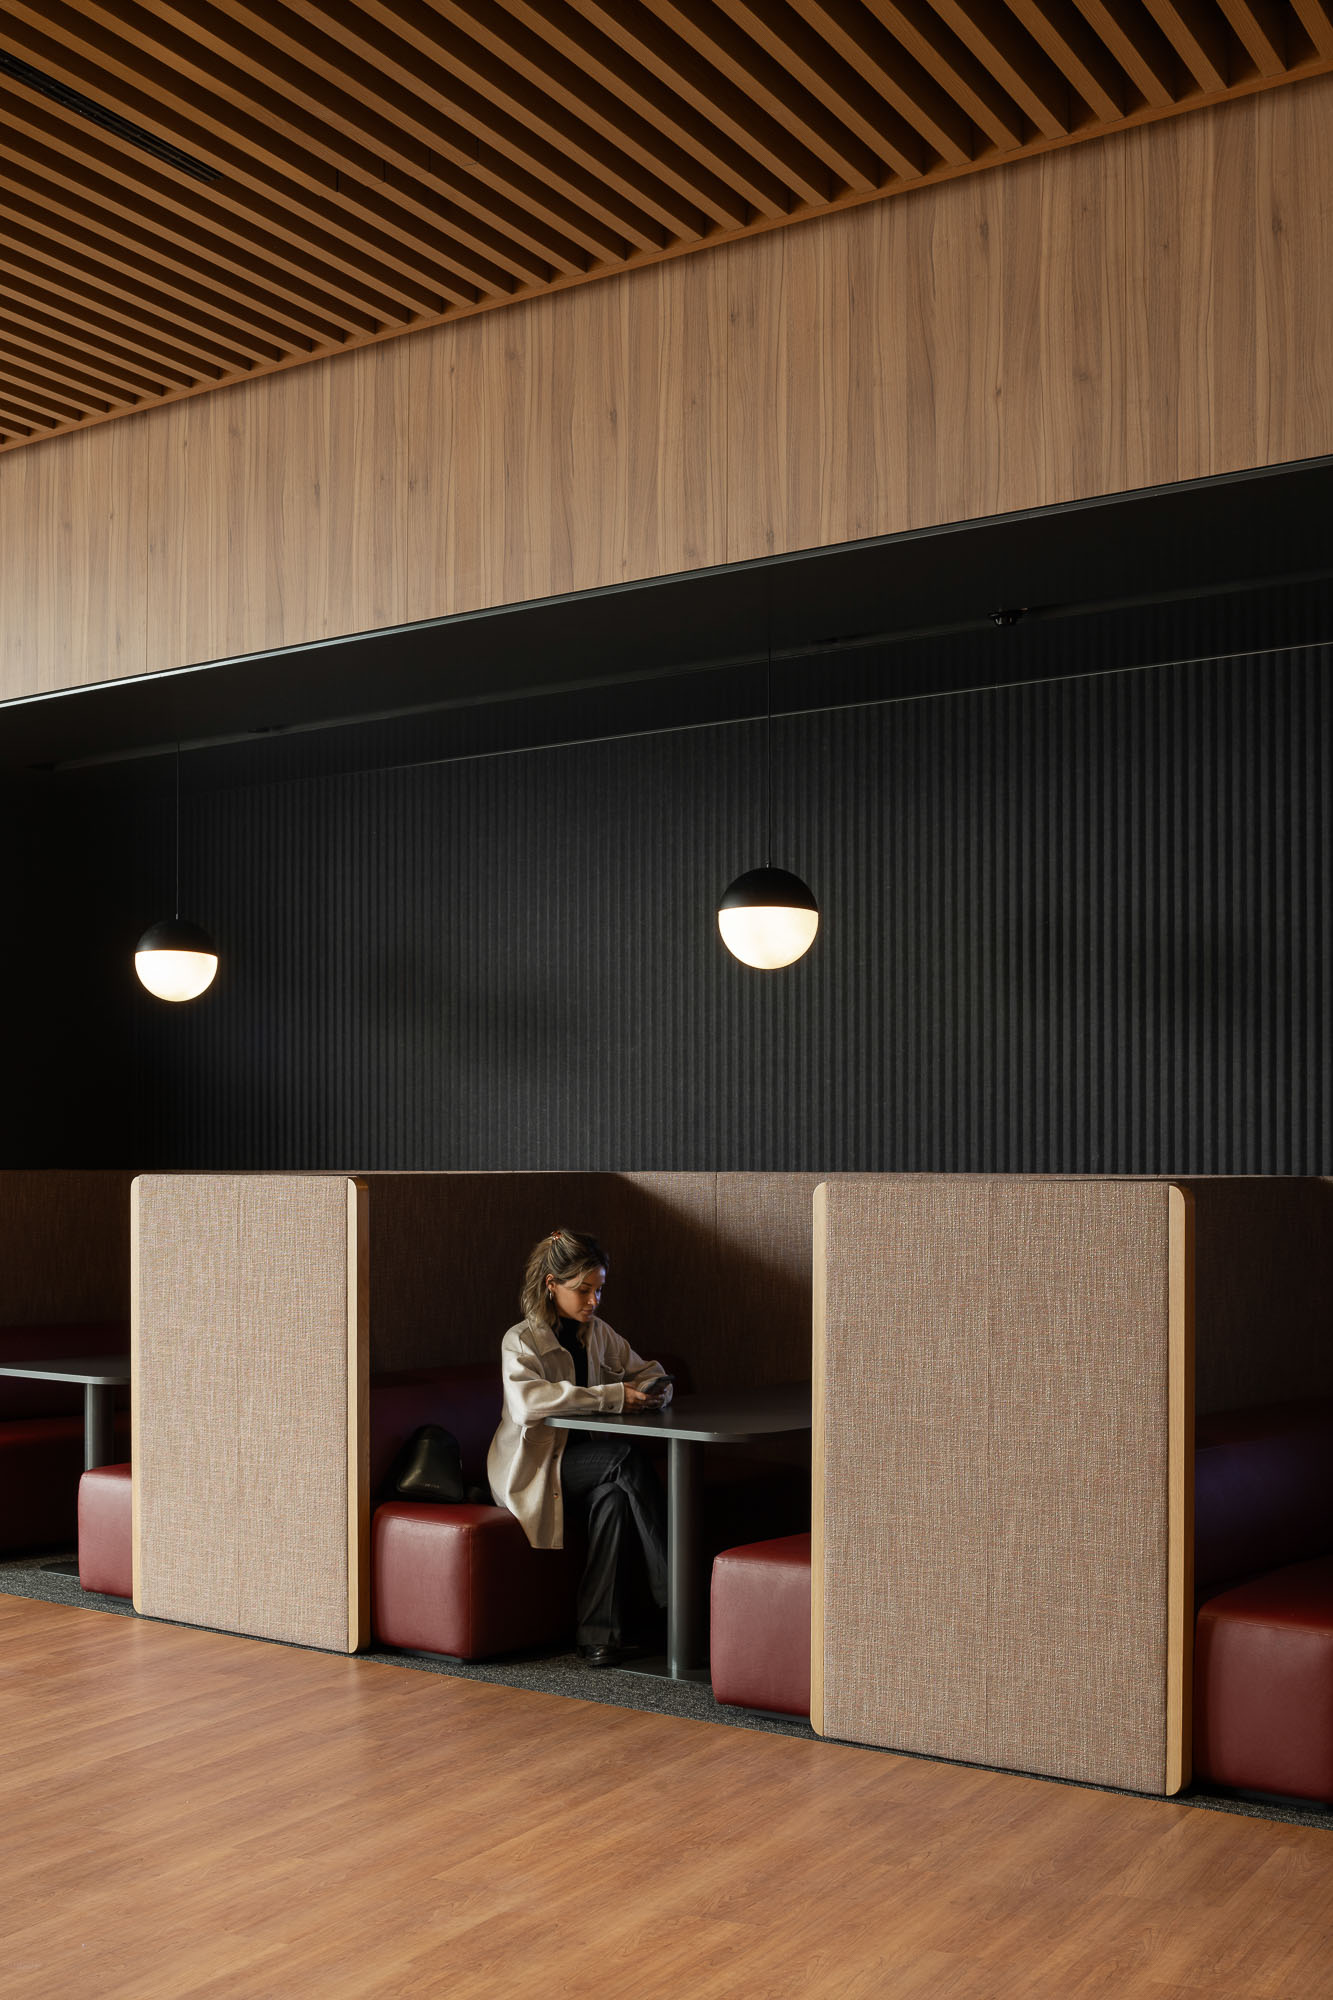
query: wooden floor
1 1598 1329 1999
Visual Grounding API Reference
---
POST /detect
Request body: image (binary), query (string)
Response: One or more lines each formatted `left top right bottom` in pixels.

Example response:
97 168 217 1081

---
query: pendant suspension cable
174 740 181 920
765 580 774 870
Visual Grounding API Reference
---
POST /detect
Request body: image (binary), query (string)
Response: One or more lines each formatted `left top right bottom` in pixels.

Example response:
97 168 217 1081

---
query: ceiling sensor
0 49 219 183
990 607 1028 627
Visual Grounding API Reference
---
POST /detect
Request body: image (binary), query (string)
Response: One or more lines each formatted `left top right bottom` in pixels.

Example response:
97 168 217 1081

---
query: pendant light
717 585 819 969
135 745 219 1002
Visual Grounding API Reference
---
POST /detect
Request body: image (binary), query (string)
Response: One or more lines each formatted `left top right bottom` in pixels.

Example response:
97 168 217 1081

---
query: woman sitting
487 1228 670 1667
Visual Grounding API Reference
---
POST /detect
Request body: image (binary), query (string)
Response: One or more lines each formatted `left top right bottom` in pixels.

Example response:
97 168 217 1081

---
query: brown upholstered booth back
0 1170 133 1326
367 1171 822 1388
132 1174 368 1653
1181 1177 1333 1415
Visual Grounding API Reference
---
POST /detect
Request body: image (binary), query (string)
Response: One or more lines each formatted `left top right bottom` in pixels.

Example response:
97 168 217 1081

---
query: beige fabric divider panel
813 1176 1191 1796
133 1174 368 1654
367 1171 815 1388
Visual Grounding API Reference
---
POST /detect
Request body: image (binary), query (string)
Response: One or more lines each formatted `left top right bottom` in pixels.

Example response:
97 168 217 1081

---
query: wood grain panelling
1 74 1331 700
0 1171 132 1324
406 255 727 619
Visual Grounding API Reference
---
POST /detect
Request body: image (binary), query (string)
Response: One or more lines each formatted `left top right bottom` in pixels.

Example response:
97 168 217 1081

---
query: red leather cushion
372 1501 579 1660
78 1462 133 1598
710 1532 811 1716
1195 1399 1333 1598
1195 1555 1333 1802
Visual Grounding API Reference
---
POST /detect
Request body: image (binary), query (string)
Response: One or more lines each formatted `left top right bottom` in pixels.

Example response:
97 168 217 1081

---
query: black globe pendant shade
134 916 219 1002
134 744 219 1002
718 864 820 969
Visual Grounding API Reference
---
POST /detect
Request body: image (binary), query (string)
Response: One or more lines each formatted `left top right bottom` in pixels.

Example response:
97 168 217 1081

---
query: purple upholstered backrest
369 1363 502 1496
1195 1398 1333 1599
0 1323 131 1422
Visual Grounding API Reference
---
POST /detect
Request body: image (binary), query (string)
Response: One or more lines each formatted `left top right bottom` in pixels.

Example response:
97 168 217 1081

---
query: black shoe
577 1643 622 1667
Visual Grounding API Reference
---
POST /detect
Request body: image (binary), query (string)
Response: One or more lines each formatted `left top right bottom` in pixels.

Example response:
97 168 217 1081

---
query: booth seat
78 1462 133 1597
370 1353 803 1662
711 1532 811 1715
0 1322 130 1554
1193 1399 1333 1803
370 1361 581 1659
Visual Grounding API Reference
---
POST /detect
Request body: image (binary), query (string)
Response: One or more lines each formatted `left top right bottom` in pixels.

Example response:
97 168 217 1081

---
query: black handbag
389 1424 488 1505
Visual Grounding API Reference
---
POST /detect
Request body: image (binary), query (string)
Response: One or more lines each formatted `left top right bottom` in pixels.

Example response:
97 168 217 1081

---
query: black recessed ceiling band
0 50 220 183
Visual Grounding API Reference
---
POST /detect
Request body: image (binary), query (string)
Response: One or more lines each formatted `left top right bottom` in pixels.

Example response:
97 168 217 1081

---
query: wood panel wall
2 74 1330 702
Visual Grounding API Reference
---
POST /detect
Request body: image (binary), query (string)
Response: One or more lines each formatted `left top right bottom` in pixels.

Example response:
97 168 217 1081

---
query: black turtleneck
555 1316 588 1387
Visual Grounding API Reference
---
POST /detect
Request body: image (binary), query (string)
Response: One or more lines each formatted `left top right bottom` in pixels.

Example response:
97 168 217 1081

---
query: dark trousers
559 1436 668 1647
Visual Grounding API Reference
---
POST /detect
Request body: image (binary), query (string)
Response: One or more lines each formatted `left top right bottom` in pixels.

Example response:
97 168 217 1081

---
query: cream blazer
486 1315 672 1550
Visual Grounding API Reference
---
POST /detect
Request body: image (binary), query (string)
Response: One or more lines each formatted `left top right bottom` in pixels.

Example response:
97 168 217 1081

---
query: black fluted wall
25 640 1333 1174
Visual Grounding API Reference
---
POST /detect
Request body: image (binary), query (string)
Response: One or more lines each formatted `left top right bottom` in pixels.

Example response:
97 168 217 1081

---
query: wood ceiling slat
924 0 1074 138
1 77 432 327
132 0 603 278
0 333 143 409
0 320 163 403
426 0 747 231
842 0 1027 152
715 0 970 169
568 0 841 203
5 2 538 295
0 179 332 359
212 0 668 254
328 0 711 243
0 299 202 394
1291 0 1333 57
0 242 261 376
0 365 103 425
1217 0 1290 69
0 132 387 347
497 0 789 221
651 0 897 188
0 397 62 436
1004 0 1128 121
1072 0 1181 104
1139 0 1231 89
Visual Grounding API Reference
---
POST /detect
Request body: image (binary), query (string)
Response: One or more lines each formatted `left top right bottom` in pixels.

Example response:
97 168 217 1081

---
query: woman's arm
500 1333 626 1427
601 1328 674 1406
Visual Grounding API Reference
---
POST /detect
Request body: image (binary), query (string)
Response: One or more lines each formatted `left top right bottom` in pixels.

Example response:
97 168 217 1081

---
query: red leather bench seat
370 1363 582 1660
1194 1556 1333 1803
78 1462 133 1598
373 1502 579 1658
1193 1399 1333 1803
710 1532 811 1716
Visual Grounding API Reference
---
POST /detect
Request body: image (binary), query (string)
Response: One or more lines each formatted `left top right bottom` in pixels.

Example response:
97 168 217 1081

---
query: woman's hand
623 1383 660 1410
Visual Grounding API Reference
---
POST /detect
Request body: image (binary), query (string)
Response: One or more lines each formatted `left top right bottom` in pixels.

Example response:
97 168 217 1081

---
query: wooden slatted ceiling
1 0 1330 451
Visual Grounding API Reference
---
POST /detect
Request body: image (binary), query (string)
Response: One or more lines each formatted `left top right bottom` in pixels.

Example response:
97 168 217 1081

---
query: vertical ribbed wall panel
60 650 1333 1172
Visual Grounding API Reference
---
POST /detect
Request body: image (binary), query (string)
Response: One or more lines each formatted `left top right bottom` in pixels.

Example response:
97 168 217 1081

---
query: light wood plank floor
1 1596 1329 1999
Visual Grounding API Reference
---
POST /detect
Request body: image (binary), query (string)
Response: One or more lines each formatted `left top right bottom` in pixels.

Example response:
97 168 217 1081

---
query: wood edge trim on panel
1165 1183 1195 1796
809 1180 828 1737
346 1177 371 1655
129 1175 143 1615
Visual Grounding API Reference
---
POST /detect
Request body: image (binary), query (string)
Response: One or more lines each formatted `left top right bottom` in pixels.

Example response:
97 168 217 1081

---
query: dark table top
545 1380 811 1443
0 1356 131 1386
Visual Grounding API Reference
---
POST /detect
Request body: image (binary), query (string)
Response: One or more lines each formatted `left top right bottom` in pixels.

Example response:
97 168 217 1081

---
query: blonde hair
521 1227 610 1333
